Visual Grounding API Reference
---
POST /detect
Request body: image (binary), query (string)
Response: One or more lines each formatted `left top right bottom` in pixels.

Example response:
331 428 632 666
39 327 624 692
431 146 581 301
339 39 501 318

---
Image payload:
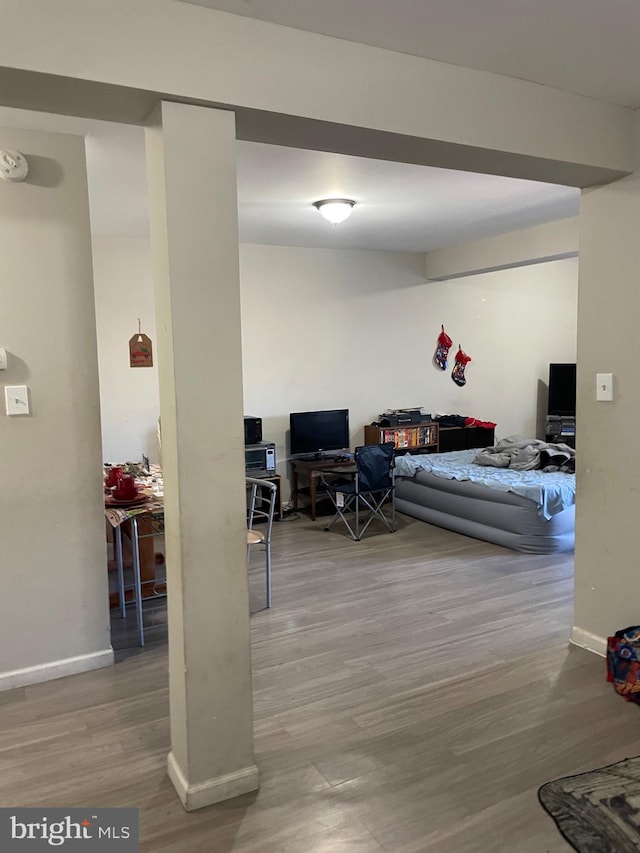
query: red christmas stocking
451 347 472 387
434 325 453 370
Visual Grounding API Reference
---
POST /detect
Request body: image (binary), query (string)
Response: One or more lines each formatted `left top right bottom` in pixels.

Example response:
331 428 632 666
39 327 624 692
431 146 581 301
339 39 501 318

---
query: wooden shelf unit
364 421 439 455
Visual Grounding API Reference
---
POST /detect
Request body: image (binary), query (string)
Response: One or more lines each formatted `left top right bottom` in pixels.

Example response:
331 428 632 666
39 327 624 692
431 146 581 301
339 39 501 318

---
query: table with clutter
104 462 166 646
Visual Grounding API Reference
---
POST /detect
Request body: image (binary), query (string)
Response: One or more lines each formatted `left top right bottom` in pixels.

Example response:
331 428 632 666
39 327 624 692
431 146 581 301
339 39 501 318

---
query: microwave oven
245 442 276 475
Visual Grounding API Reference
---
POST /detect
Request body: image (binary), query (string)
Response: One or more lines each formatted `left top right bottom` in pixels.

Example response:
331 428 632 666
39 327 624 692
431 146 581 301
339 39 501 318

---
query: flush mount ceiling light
313 198 356 225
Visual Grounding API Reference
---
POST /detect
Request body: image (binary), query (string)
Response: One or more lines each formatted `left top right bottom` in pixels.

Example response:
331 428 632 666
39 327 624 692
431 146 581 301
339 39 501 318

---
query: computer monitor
289 409 349 457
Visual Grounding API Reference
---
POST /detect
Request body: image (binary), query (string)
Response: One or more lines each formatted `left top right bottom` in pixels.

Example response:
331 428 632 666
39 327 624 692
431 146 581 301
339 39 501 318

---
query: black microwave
245 442 276 475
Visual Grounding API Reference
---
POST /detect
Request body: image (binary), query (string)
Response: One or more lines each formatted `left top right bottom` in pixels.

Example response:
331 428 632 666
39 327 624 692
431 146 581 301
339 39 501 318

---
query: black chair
322 443 396 541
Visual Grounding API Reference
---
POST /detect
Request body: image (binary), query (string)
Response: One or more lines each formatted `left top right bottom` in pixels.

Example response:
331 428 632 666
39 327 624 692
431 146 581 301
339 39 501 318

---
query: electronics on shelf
244 415 262 445
245 442 276 475
375 408 431 427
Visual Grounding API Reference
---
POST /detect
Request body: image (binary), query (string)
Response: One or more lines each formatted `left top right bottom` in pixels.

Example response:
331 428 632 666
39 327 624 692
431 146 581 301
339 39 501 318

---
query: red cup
105 466 123 488
114 475 138 500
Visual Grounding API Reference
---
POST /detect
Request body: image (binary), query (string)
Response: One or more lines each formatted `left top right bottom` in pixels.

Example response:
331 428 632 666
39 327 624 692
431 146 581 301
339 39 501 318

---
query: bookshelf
364 421 439 455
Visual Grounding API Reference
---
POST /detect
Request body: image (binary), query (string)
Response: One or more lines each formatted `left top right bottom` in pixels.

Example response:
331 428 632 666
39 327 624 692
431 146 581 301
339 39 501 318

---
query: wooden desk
291 458 356 521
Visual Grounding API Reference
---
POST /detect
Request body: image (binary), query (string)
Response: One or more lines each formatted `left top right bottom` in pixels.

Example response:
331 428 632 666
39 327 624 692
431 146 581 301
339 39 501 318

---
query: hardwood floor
1 513 637 852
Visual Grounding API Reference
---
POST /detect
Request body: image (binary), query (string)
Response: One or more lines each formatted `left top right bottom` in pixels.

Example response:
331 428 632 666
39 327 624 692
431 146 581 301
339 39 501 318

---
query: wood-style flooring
2 513 637 852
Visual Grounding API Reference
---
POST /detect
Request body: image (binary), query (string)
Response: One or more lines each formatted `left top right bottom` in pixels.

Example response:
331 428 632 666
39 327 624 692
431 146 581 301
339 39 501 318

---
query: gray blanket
474 435 575 472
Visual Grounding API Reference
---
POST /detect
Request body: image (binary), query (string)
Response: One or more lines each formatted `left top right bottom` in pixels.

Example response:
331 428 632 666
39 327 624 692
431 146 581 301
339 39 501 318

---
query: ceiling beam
425 216 579 280
0 0 634 187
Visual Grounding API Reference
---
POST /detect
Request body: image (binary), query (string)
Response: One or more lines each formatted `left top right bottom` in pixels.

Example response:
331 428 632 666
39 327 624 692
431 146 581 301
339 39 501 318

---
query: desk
291 458 356 521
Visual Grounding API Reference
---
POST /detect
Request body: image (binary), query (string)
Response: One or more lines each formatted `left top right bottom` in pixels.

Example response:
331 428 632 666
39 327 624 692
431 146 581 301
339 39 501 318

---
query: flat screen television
548 363 576 416
289 409 350 457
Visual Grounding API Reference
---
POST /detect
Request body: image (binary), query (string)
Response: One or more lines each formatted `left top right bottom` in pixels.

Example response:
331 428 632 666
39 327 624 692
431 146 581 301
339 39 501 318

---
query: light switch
5 385 30 416
0 348 6 370
596 373 613 402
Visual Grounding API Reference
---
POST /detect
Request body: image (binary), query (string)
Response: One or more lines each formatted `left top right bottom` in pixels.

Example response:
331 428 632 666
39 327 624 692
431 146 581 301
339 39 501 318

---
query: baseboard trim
0 648 114 692
570 626 607 658
168 751 259 811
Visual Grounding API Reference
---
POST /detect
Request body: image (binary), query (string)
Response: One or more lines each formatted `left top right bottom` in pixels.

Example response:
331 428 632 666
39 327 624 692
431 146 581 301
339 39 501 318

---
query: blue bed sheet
394 449 576 520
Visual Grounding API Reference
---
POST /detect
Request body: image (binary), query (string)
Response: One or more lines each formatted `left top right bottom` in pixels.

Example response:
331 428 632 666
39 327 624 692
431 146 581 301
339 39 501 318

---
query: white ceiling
10 0 614 251
237 144 577 252
176 0 640 108
6 1 640 250
0 105 579 252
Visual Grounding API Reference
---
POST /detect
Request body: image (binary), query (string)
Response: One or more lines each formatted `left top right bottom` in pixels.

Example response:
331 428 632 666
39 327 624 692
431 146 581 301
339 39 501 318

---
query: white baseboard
570 626 607 657
0 648 114 692
168 751 259 811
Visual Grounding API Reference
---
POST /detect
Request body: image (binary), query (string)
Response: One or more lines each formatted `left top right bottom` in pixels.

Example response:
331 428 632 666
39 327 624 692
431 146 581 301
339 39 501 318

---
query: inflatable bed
393 442 576 554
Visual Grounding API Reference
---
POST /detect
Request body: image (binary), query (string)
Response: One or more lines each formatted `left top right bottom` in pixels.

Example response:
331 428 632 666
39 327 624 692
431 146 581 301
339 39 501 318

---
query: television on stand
289 409 350 459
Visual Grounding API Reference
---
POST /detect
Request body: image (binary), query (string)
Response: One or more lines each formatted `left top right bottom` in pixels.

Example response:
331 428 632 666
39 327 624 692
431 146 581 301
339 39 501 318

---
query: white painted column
572 140 640 654
145 102 257 810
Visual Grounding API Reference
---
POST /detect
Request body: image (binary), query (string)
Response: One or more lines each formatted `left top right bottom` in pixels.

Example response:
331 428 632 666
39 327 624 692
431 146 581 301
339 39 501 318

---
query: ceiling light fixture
313 198 356 225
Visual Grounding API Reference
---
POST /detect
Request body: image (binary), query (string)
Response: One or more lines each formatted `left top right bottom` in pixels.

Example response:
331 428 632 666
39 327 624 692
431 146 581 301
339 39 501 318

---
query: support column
572 126 640 653
145 102 257 810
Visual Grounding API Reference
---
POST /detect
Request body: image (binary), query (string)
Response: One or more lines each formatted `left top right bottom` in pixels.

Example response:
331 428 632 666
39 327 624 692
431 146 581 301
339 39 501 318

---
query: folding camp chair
322 442 395 541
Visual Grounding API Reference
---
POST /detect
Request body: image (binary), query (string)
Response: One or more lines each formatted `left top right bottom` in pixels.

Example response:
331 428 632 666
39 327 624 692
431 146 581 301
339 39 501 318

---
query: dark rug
539 757 640 852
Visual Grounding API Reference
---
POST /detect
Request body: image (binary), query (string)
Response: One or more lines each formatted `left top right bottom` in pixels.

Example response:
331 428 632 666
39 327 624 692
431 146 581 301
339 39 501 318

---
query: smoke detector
0 150 29 182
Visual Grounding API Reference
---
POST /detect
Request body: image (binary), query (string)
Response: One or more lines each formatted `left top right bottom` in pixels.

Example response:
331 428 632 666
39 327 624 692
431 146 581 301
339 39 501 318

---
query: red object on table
113 474 138 500
105 466 123 488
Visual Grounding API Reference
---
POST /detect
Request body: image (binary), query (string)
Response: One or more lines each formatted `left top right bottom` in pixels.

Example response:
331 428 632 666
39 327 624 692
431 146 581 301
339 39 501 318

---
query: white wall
0 127 112 687
93 238 578 491
239 245 578 493
92 239 578 498
93 236 160 464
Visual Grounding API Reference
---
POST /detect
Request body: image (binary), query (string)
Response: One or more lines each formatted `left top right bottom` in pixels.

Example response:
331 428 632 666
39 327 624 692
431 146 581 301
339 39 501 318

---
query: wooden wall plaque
129 332 153 368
